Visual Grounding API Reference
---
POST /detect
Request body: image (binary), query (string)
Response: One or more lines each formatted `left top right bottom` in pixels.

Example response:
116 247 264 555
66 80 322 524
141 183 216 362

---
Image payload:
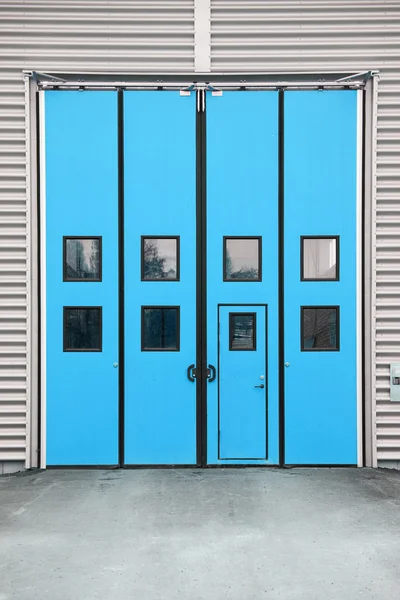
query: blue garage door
43 88 358 467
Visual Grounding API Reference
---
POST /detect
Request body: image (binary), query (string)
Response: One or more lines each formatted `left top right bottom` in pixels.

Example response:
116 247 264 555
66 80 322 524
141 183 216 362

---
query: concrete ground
1 468 400 600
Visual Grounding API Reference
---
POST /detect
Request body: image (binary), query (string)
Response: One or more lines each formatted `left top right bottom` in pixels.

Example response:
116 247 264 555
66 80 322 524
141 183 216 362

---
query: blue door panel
45 91 119 465
206 92 279 465
219 306 267 460
123 91 197 464
44 89 358 467
284 91 358 464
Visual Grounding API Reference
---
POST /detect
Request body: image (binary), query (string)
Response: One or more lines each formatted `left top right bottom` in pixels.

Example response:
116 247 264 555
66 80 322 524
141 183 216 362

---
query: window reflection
143 237 179 280
65 238 101 281
225 238 261 281
142 307 179 351
230 313 256 350
302 307 338 351
302 238 338 280
64 307 102 351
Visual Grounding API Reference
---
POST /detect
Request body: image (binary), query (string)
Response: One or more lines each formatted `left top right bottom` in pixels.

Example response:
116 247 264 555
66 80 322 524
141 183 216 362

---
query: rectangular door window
301 236 339 281
63 237 102 281
229 313 256 350
223 237 261 281
141 236 180 281
64 307 102 351
141 306 180 351
301 306 339 351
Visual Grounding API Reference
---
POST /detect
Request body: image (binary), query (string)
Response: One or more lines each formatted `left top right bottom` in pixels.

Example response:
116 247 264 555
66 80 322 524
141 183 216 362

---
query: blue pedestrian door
218 306 268 460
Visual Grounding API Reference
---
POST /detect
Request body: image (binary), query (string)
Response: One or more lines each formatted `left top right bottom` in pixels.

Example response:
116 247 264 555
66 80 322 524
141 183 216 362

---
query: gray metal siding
0 0 399 467
0 0 195 465
210 0 400 465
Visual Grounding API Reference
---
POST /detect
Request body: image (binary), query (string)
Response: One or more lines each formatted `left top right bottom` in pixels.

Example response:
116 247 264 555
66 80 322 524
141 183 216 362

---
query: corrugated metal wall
0 0 195 469
0 0 399 468
211 0 400 467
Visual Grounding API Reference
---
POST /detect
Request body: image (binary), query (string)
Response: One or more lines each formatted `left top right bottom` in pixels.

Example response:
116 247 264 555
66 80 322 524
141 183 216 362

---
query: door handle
254 384 265 389
207 364 216 382
187 364 196 382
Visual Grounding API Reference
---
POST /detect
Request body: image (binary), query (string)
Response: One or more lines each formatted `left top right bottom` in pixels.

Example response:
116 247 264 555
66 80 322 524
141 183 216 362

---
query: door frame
27 72 374 469
217 304 268 462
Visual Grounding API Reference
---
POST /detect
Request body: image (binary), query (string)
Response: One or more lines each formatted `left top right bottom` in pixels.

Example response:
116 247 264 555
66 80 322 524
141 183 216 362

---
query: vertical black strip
161 310 165 348
278 90 285 467
36 90 42 468
118 90 125 467
196 92 207 467
361 89 366 467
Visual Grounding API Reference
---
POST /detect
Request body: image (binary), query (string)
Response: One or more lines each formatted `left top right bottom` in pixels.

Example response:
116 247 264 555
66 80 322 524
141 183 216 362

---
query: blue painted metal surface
45 91 119 465
284 91 358 464
124 91 197 464
219 306 267 459
206 91 279 465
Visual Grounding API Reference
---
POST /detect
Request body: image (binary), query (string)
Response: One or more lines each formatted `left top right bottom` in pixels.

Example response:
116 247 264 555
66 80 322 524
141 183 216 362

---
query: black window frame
63 306 103 352
141 306 180 352
223 236 262 282
300 235 340 282
229 312 257 351
63 236 102 282
300 305 340 352
141 236 180 282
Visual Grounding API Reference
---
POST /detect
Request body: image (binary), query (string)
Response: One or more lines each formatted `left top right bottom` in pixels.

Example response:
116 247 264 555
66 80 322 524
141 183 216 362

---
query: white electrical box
390 363 400 402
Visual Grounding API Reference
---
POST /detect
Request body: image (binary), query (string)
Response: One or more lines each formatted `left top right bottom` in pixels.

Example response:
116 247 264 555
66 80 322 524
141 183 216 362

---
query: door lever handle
187 364 196 382
254 384 265 389
207 364 216 382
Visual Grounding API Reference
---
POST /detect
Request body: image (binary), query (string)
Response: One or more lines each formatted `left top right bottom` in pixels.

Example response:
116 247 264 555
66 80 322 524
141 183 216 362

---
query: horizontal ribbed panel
0 0 195 464
0 1 194 71
211 0 400 465
0 63 27 460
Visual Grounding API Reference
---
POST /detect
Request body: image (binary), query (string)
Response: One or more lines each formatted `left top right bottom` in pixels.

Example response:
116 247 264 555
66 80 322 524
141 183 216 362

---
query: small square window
64 307 102 352
224 237 261 281
142 307 180 351
301 307 339 351
301 237 339 281
64 237 101 281
230 313 256 351
142 237 180 281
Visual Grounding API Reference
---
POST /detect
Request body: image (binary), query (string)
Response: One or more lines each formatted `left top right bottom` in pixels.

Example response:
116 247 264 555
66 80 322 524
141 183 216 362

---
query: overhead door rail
27 70 376 92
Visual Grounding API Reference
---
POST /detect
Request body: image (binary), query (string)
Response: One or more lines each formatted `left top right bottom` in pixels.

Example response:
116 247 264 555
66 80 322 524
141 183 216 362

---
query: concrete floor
1 468 400 600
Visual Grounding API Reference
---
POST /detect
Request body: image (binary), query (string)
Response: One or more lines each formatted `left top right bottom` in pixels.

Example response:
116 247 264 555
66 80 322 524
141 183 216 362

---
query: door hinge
197 88 205 112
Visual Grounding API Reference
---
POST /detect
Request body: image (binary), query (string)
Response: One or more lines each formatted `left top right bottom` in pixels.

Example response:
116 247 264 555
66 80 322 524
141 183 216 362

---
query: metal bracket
180 83 195 96
30 71 67 83
336 71 373 83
